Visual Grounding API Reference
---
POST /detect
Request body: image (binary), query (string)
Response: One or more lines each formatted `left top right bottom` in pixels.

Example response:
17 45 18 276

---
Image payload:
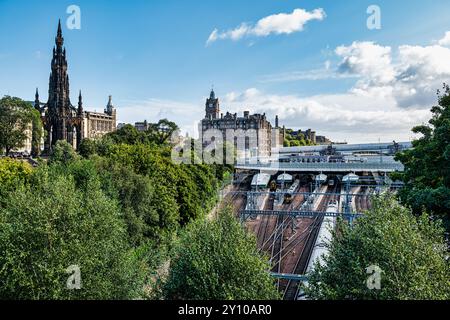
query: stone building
34 20 116 153
134 120 150 132
200 90 283 157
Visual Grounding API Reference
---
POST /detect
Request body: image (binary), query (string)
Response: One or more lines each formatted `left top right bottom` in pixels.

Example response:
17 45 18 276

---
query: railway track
355 186 372 212
283 184 339 300
257 194 275 250
269 184 306 277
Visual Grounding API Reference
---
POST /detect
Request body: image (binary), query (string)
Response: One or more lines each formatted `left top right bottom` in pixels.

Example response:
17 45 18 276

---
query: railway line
220 175 251 217
236 172 377 300
268 183 306 288
256 194 275 250
282 184 340 300
355 186 372 212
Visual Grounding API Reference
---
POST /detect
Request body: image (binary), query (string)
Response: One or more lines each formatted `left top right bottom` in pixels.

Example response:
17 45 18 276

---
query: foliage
30 108 43 157
0 113 231 300
0 158 33 201
104 143 219 225
163 207 280 300
283 128 314 147
108 124 147 145
306 194 450 300
0 170 147 300
78 138 97 158
395 84 450 226
107 119 179 147
49 140 80 165
146 119 179 145
96 161 180 246
0 96 37 155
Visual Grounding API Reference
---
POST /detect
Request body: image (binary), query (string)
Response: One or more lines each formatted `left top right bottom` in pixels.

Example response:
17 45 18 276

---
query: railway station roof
343 173 359 183
315 173 327 183
277 173 293 183
251 173 271 187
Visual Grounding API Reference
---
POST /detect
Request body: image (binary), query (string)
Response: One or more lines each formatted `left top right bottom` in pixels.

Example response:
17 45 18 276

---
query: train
284 179 300 204
298 200 338 300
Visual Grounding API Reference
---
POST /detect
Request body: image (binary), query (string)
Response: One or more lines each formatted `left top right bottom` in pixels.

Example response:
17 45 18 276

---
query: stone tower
205 89 220 119
40 20 83 152
104 95 117 131
33 20 117 155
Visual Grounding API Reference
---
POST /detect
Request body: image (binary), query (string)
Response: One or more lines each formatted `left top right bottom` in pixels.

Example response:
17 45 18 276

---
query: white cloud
336 41 396 85
438 31 450 47
262 39 450 111
221 88 429 143
333 41 450 109
259 66 359 83
206 8 326 45
120 33 450 143
223 36 450 142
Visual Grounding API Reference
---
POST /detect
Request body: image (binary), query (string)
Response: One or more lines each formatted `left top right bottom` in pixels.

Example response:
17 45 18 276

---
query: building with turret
33 20 116 153
200 89 283 157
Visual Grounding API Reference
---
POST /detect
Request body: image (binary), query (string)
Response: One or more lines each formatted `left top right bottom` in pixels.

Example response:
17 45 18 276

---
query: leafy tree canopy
163 207 280 300
0 169 147 299
0 158 33 200
395 84 450 226
306 194 450 300
0 96 39 156
146 119 179 145
49 140 80 165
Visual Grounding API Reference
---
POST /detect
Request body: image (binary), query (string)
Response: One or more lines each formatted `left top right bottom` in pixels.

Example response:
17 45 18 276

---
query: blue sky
1 0 450 142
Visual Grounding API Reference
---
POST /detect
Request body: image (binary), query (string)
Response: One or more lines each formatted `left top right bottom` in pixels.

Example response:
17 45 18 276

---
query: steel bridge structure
235 162 404 173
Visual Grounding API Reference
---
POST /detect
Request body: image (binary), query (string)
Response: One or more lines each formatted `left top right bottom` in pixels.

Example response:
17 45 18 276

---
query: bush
0 158 32 201
0 171 147 299
163 207 280 300
306 194 450 300
49 140 80 165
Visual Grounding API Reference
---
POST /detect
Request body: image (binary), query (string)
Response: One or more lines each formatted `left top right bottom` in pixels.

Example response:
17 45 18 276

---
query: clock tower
205 89 220 119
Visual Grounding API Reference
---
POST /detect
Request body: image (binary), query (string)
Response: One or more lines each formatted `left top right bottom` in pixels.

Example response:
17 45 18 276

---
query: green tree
0 158 33 201
105 142 220 226
0 96 37 156
395 84 450 227
102 163 179 246
78 138 97 158
147 119 179 145
163 207 280 300
306 194 450 300
107 124 147 145
0 170 147 300
49 140 80 165
30 109 43 157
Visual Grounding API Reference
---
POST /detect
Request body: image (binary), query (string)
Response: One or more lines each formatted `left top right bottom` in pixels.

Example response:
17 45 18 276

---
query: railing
241 209 363 219
235 162 404 172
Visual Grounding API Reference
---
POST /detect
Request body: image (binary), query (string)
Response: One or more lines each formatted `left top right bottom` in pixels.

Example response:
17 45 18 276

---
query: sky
1 0 450 143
